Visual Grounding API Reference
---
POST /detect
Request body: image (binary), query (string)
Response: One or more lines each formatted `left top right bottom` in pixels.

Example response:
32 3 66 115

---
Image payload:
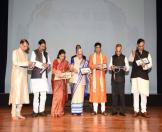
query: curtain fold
0 0 8 93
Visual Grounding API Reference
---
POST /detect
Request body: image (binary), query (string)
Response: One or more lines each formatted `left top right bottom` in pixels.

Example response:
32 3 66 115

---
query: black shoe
39 112 47 117
111 112 118 116
32 112 38 117
119 112 126 116
141 112 150 118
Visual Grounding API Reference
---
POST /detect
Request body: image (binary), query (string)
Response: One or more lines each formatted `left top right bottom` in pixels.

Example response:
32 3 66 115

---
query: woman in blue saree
70 48 89 115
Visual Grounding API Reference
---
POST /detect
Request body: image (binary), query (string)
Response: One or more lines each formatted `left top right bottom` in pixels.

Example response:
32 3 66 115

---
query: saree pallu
51 59 69 117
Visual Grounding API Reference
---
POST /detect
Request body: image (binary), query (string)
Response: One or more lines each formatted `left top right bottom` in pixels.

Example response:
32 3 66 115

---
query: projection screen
6 0 157 94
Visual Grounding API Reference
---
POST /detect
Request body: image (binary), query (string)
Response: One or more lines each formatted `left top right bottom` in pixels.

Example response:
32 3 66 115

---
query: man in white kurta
30 39 51 117
129 38 152 118
9 39 32 120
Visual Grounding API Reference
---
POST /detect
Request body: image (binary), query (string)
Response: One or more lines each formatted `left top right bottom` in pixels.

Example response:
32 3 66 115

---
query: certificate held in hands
102 64 107 69
40 68 46 74
54 72 72 80
97 64 107 70
136 58 150 66
81 68 91 74
20 62 36 70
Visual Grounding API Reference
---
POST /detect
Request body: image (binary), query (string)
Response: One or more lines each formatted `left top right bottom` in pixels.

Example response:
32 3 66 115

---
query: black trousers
111 82 125 113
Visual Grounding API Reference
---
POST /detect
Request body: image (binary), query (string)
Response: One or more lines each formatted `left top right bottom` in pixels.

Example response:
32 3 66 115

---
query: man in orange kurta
89 42 108 115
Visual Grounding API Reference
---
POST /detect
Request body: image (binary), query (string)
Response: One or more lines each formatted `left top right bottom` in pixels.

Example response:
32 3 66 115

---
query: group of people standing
9 38 152 120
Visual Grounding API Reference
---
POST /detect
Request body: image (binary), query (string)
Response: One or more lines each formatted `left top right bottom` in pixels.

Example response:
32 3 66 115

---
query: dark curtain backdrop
0 0 8 93
0 0 161 93
157 0 162 93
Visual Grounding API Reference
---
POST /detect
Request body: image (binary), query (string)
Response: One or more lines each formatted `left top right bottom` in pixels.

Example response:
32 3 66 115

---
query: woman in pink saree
51 49 70 117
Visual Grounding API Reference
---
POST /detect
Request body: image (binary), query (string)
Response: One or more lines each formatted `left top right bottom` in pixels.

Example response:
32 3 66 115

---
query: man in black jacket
30 39 51 117
129 38 152 118
109 44 129 116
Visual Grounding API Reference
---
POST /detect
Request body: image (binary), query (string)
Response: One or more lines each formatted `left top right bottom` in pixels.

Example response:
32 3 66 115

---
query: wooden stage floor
0 106 162 132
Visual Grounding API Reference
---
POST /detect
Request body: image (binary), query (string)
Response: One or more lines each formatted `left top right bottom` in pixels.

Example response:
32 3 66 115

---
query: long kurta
129 51 152 96
9 48 29 105
89 53 107 103
30 51 51 93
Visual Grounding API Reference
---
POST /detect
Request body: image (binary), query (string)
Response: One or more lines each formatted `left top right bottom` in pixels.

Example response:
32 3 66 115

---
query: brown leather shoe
133 112 139 117
32 112 38 118
39 112 47 117
91 111 97 115
141 112 150 118
101 112 108 116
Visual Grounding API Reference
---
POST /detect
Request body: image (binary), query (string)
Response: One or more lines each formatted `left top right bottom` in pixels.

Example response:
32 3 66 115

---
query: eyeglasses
138 45 144 48
116 51 121 53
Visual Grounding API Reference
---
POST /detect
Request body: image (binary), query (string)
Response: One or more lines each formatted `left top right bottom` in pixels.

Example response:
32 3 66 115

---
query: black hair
75 44 81 53
38 39 46 45
57 49 66 59
20 39 29 45
137 38 145 45
94 42 102 48
116 43 122 48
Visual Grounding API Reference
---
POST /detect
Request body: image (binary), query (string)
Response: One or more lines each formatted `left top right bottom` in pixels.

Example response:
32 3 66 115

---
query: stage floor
0 106 162 132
